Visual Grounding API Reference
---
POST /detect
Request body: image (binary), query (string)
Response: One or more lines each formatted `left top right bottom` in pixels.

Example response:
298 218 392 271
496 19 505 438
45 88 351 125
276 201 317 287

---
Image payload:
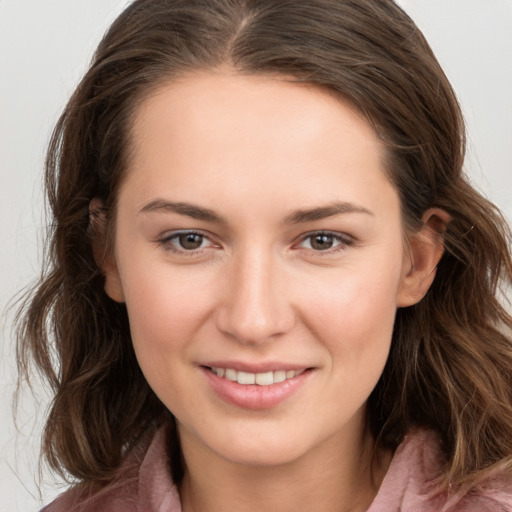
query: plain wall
1 1 511 510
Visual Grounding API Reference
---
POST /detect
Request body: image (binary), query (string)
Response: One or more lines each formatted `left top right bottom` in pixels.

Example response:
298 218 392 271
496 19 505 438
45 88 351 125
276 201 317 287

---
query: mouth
207 366 307 386
201 363 314 409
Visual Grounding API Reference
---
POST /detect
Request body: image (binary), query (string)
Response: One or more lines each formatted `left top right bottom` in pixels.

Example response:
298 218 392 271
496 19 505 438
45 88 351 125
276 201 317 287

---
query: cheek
120 270 218 408
119 259 216 365
302 252 403 371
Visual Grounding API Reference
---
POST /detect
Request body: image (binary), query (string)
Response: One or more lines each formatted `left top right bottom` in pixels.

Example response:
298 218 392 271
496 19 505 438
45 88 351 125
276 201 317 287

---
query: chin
198 424 318 468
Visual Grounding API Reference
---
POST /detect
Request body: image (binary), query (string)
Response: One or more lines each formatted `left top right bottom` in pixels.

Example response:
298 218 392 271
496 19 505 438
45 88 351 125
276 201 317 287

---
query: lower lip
202 367 312 410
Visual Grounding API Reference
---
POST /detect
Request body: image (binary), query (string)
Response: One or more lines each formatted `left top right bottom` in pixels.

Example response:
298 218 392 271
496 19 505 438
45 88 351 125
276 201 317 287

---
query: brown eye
310 234 334 250
297 232 353 253
178 233 204 250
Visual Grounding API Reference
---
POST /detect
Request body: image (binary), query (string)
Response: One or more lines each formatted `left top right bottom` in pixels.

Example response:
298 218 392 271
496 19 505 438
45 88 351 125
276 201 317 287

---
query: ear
396 208 451 308
89 198 125 303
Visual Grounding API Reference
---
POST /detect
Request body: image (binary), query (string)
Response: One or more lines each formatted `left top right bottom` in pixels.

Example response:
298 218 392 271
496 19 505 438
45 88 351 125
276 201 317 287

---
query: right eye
158 230 215 254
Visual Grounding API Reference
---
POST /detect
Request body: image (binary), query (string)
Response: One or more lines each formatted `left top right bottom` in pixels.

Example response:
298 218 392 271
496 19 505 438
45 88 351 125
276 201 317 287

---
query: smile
203 364 313 409
209 367 306 386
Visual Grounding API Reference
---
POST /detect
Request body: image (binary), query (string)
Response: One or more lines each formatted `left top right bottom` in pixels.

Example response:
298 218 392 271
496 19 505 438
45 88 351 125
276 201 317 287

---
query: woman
16 0 512 510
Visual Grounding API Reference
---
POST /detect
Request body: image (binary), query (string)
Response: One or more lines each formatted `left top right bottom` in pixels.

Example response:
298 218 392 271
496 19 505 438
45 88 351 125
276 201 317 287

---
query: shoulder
369 428 512 512
42 426 181 512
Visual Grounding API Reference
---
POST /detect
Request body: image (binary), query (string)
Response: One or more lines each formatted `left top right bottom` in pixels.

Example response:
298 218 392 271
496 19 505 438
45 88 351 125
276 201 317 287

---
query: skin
100 71 447 512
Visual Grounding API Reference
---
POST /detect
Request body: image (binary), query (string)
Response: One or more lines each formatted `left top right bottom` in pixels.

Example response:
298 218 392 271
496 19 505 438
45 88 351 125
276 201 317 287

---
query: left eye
298 232 351 251
175 232 206 250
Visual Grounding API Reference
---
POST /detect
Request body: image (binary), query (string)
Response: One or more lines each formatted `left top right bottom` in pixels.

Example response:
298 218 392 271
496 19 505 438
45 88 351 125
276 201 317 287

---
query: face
104 71 421 468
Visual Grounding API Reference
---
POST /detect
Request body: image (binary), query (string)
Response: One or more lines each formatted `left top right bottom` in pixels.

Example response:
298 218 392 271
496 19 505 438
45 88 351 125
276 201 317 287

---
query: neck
178 421 391 512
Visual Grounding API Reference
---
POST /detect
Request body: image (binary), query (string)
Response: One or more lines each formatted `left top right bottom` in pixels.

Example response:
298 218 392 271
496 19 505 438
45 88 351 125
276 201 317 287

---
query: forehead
131 70 380 157
121 71 397 220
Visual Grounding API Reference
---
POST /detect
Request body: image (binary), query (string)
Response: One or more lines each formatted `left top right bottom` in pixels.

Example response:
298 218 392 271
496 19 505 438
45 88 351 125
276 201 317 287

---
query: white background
1 1 511 510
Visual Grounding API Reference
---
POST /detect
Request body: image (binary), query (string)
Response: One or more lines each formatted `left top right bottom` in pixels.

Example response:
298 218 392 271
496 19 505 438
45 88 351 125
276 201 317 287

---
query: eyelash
156 230 354 256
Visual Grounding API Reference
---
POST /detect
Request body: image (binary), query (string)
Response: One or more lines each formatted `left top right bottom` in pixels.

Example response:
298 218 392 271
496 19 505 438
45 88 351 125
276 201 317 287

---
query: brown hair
16 0 512 496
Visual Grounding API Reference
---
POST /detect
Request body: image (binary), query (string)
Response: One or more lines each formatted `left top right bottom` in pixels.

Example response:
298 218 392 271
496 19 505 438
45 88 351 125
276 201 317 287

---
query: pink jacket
43 427 512 512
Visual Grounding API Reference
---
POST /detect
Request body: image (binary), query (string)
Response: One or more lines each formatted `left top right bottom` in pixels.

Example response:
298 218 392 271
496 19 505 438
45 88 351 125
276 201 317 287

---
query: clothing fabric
43 427 512 512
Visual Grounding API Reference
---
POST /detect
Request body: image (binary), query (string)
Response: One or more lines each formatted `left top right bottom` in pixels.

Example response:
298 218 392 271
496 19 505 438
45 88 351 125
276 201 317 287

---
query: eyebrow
139 199 373 225
284 201 374 224
139 199 227 224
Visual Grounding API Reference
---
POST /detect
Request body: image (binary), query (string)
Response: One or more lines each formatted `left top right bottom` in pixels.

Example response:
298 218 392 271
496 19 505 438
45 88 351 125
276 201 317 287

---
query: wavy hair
16 0 512 495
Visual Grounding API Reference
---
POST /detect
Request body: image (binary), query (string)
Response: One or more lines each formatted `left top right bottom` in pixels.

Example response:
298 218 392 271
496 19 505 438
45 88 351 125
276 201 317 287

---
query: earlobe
397 208 451 308
89 198 125 303
104 268 125 303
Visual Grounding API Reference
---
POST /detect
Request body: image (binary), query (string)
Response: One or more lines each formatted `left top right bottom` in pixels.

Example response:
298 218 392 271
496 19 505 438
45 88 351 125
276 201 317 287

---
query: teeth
273 370 286 383
255 371 273 386
225 368 237 381
211 367 305 386
237 371 255 385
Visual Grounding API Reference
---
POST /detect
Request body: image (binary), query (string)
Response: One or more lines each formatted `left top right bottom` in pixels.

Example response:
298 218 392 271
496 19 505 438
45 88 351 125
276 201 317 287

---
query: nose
215 248 296 344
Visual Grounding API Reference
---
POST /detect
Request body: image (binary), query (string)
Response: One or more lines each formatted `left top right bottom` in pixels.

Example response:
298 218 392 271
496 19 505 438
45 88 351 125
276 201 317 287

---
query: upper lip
201 360 311 373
